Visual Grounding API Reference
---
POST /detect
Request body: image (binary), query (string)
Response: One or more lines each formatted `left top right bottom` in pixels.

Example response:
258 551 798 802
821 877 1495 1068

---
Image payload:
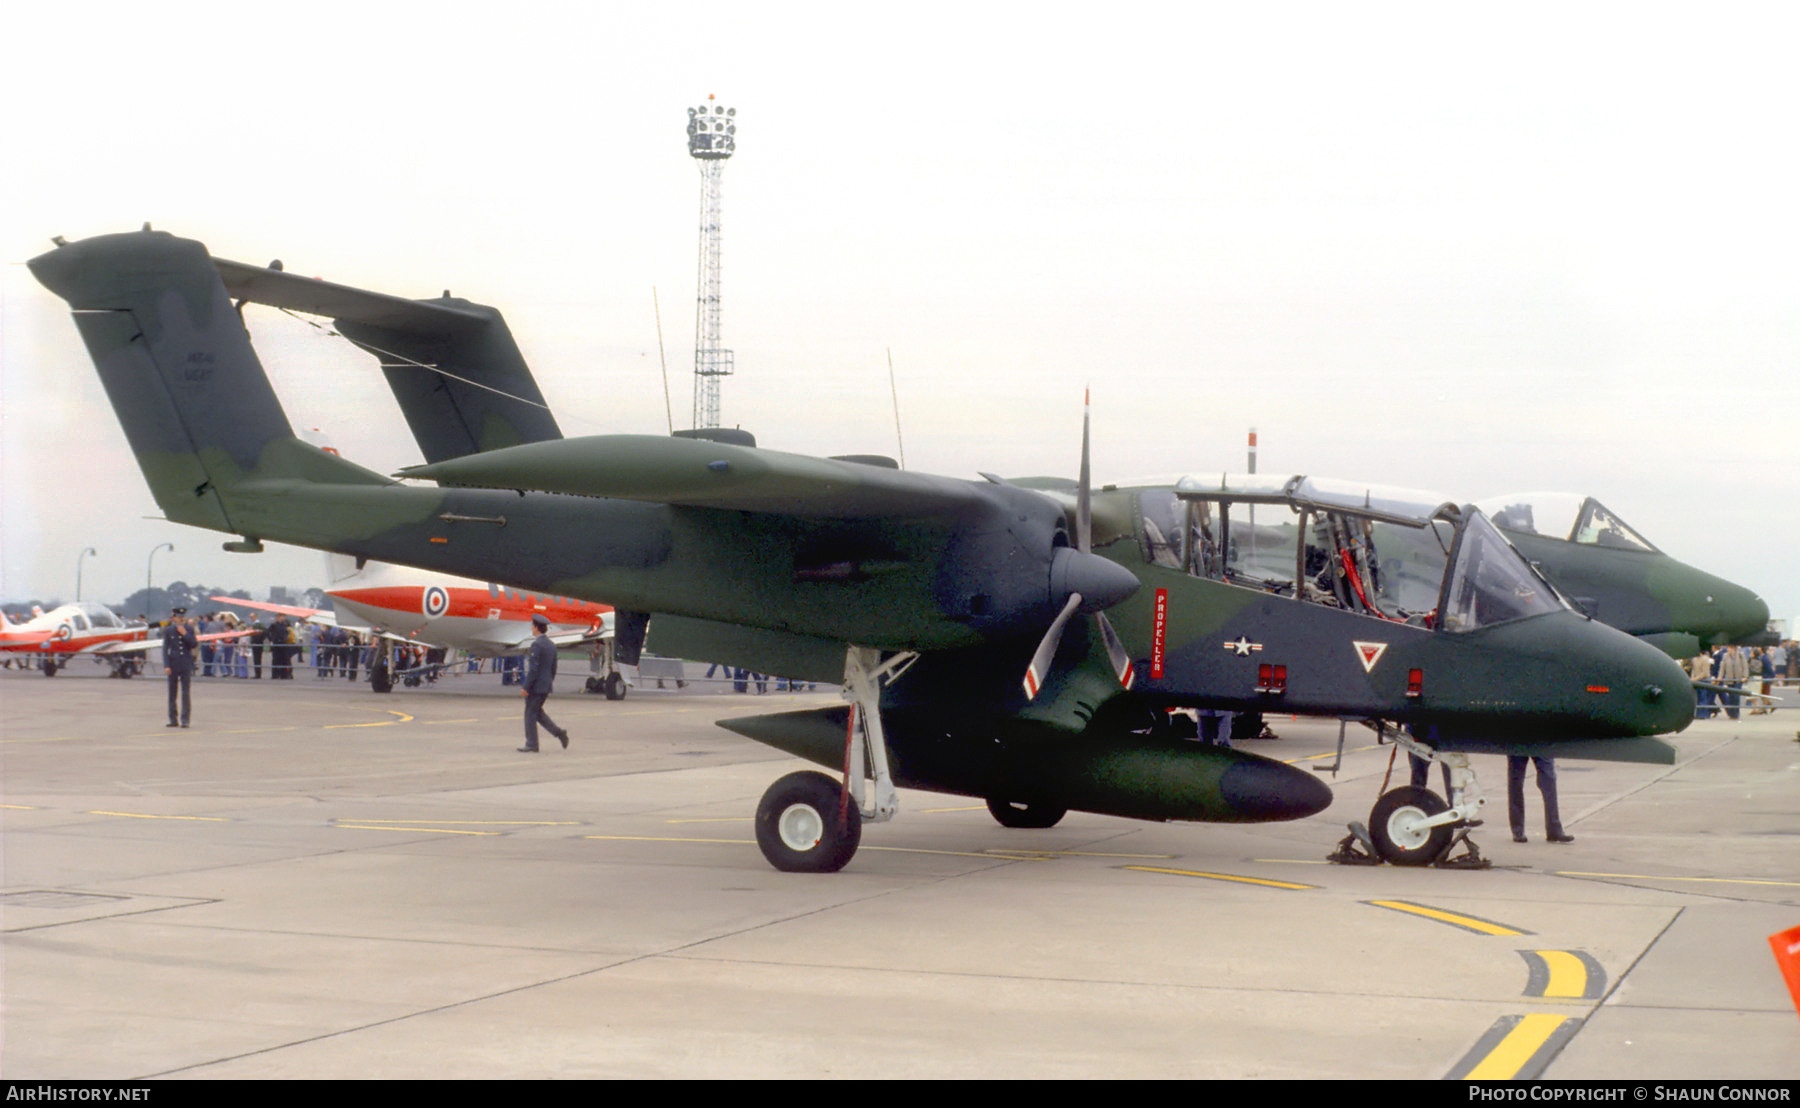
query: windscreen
1440 512 1567 632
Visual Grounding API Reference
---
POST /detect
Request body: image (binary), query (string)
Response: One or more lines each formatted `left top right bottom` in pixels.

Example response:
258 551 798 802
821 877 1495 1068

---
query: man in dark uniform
249 620 266 678
1508 756 1573 843
268 615 291 679
162 607 198 728
518 614 570 753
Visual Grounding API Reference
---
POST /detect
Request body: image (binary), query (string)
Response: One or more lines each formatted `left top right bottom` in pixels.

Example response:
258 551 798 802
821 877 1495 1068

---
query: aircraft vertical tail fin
28 230 388 534
339 308 563 463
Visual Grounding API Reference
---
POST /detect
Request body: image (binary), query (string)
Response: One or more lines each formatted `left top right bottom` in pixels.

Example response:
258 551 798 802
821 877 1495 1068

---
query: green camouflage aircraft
1475 493 1770 657
30 229 1697 872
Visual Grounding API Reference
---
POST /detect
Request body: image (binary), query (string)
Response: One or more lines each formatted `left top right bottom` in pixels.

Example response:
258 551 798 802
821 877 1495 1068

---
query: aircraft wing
399 435 993 519
92 639 154 655
547 626 610 649
211 596 338 625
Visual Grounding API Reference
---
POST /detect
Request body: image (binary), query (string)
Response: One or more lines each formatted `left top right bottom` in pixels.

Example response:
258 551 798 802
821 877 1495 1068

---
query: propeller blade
1095 611 1135 690
1023 592 1084 700
1076 388 1091 553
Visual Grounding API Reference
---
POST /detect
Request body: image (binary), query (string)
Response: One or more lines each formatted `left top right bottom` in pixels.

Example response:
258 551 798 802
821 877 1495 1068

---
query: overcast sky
4 3 1796 629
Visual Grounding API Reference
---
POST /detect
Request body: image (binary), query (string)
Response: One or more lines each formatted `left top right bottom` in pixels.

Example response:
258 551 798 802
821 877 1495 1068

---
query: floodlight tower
687 97 737 430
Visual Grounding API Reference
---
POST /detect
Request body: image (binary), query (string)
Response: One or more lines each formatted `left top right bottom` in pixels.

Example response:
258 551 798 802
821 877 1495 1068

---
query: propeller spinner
1022 392 1138 699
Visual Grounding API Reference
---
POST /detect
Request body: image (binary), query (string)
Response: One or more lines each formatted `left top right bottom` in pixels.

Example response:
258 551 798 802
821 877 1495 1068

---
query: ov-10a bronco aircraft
30 228 1696 872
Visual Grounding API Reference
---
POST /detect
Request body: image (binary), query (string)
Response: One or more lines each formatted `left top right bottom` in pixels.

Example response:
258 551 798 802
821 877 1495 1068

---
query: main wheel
1369 785 1453 866
985 797 1067 829
755 771 861 873
604 672 627 700
369 662 393 694
41 658 57 677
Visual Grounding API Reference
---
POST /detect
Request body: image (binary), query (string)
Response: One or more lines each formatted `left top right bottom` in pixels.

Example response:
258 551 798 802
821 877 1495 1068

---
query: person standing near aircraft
518 614 570 753
1689 651 1716 718
268 615 291 679
1717 644 1749 720
1508 756 1572 844
162 607 198 728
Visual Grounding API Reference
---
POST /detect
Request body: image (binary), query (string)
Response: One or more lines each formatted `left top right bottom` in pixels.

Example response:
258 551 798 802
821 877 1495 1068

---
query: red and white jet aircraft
0 602 245 677
212 562 618 693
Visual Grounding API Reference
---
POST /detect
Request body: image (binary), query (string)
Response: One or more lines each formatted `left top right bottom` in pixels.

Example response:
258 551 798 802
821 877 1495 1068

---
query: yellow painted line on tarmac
87 810 229 822
222 726 301 735
345 819 580 826
333 823 500 836
1279 743 1383 766
419 718 480 725
1523 949 1600 1000
1124 865 1317 890
920 804 988 813
2 804 41 810
1366 899 1529 936
1455 1014 1576 1080
1558 871 1800 888
586 834 752 846
663 817 753 824
582 835 1053 861
1029 850 1176 859
324 709 414 729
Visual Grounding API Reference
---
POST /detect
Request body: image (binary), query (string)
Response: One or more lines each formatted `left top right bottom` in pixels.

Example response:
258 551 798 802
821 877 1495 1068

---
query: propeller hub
1050 547 1139 613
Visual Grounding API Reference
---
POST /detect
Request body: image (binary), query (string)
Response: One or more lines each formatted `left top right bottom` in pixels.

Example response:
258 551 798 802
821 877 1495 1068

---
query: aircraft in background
1 602 245 677
1475 493 1771 656
212 561 618 695
32 228 1697 873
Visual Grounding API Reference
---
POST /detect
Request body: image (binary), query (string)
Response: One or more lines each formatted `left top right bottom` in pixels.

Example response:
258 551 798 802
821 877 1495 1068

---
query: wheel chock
1432 826 1491 870
1328 821 1382 865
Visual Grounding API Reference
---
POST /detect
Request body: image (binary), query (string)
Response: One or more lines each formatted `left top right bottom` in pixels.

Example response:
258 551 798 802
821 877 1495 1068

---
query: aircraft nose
1050 548 1140 613
1577 618 1697 736
1715 584 1770 646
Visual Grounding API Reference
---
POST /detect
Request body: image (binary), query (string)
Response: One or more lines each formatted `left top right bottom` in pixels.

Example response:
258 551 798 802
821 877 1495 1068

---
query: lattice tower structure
688 99 737 429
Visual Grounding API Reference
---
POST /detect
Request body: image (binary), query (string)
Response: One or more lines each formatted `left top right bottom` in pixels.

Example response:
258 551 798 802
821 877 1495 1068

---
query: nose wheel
1368 786 1454 865
755 771 861 873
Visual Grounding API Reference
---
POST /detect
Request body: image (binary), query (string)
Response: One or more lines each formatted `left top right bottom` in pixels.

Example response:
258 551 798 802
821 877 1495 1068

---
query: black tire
369 663 393 694
41 658 57 677
1369 786 1453 866
584 676 601 694
985 797 1067 829
755 771 861 873
604 672 627 701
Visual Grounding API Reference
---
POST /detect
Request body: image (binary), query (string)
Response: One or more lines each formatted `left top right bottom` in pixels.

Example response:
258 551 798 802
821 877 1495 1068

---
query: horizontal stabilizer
214 259 490 335
400 435 991 519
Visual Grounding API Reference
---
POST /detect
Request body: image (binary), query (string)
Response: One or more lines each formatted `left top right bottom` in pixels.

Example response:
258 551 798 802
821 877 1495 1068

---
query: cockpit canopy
1475 493 1659 554
1150 474 1567 633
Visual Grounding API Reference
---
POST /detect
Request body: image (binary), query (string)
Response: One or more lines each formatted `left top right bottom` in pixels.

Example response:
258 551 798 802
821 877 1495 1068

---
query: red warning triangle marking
1354 641 1387 673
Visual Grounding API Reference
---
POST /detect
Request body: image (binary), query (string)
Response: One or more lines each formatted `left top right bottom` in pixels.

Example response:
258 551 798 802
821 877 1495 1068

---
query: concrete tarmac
3 662 1796 1080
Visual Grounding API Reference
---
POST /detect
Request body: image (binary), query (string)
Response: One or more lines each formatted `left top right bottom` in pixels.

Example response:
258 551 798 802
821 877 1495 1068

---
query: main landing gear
752 645 916 873
1332 727 1490 869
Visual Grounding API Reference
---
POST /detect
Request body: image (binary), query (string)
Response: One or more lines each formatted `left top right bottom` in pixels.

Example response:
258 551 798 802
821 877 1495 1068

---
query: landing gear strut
751 645 916 873
1338 727 1490 868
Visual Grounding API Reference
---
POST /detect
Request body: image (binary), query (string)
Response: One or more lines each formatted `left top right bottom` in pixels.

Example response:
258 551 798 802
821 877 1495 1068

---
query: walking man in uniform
163 607 198 728
518 614 570 753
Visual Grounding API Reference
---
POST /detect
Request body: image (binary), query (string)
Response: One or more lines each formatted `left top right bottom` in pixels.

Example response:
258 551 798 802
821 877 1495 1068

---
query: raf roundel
423 586 450 619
